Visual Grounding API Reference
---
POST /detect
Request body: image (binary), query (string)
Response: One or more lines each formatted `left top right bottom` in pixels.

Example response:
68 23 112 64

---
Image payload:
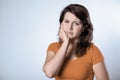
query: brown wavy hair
58 4 93 56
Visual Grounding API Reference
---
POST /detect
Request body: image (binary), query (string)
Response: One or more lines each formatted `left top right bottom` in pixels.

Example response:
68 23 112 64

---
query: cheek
74 27 82 34
60 23 64 29
61 23 67 31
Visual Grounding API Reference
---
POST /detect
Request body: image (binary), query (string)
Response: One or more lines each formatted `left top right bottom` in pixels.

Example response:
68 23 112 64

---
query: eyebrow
64 19 80 22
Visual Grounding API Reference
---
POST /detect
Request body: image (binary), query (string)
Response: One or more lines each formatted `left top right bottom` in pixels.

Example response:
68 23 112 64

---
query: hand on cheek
59 26 69 42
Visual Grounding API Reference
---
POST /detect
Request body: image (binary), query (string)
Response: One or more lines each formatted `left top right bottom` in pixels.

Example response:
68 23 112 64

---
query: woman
43 4 109 80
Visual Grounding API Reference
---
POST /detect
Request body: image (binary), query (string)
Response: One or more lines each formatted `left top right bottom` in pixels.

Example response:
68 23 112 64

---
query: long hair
58 4 93 56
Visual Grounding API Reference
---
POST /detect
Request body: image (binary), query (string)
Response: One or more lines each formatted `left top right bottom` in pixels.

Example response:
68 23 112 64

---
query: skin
60 12 83 40
43 12 109 80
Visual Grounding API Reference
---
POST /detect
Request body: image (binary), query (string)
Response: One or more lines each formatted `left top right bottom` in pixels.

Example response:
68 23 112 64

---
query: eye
75 22 80 25
73 22 81 26
64 20 69 23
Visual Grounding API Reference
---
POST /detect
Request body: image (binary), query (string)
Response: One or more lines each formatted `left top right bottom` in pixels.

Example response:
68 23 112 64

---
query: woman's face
61 12 83 40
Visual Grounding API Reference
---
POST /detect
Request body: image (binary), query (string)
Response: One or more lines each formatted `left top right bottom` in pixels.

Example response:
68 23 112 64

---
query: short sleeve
47 42 60 53
91 44 104 65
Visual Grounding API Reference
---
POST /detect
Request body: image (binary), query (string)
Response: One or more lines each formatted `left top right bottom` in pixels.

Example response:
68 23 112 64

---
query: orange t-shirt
47 42 104 80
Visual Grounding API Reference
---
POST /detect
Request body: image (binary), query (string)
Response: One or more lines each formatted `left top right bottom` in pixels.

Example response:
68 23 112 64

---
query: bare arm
43 41 70 78
93 62 109 80
42 28 70 78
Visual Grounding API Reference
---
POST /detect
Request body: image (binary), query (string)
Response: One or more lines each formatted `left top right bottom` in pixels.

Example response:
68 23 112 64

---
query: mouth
67 32 73 35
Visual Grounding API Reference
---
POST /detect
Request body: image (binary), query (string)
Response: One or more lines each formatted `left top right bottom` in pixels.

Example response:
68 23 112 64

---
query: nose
68 23 73 30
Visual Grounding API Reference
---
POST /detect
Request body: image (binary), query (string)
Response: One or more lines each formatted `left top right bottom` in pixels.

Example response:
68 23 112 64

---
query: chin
68 36 73 39
69 36 79 40
69 37 76 40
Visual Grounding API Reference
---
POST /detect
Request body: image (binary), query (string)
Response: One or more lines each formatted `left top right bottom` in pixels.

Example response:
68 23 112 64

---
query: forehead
64 12 80 21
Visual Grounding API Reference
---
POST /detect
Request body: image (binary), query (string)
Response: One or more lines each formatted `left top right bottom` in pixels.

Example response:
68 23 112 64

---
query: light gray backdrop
0 0 120 80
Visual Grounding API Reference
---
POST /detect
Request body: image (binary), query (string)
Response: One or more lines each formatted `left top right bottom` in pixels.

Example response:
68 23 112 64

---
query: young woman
43 4 109 80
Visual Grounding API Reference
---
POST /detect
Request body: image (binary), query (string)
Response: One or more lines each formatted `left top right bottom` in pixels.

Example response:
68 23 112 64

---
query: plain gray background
0 0 120 80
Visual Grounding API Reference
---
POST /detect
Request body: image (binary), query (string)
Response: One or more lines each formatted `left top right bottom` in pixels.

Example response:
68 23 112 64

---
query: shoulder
88 43 103 55
89 43 104 65
48 42 60 47
47 42 61 53
88 43 102 54
90 43 100 50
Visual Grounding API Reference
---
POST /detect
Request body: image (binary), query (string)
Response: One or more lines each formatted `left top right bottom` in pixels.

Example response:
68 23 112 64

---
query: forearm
43 41 69 78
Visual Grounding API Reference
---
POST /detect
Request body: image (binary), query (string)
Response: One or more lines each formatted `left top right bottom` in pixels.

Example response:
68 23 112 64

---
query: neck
70 38 79 45
67 39 79 57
